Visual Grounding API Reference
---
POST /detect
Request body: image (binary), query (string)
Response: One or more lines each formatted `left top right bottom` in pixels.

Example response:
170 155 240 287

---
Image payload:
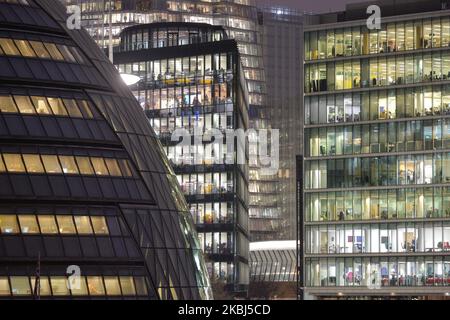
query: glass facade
115 23 249 294
0 0 211 300
304 10 450 299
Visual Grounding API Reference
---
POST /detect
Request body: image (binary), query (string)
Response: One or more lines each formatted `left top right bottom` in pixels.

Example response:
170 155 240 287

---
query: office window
30 276 51 296
119 276 136 296
3 154 25 173
23 154 44 173
63 99 83 118
134 277 148 296
77 100 94 118
14 40 35 57
104 158 121 176
104 277 121 296
0 96 18 113
0 38 20 55
47 98 68 116
29 41 50 59
0 215 19 234
10 277 31 296
14 95 35 114
41 155 63 174
0 277 10 296
59 156 79 174
74 216 93 234
44 43 64 61
75 157 94 175
70 276 88 296
87 276 105 296
50 277 70 296
119 159 133 177
31 96 52 114
37 215 58 234
91 158 109 176
57 45 77 63
56 216 76 234
18 215 39 234
91 216 109 235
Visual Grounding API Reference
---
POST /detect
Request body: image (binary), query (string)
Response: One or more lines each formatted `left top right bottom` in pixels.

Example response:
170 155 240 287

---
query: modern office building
114 22 250 294
61 0 282 243
251 6 304 241
302 0 450 299
0 0 211 300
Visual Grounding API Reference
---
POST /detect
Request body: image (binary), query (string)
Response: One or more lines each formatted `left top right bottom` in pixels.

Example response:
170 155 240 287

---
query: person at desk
339 211 345 221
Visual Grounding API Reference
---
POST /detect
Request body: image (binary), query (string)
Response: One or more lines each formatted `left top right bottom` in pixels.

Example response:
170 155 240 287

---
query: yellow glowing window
29 41 50 59
70 276 89 296
3 154 25 172
44 43 64 61
87 276 105 296
56 216 76 234
50 277 69 296
104 158 122 176
119 159 133 177
62 99 83 118
59 156 79 174
14 95 35 114
0 277 10 296
10 277 31 296
47 97 68 116
119 276 136 296
91 158 109 176
0 95 18 113
30 276 51 296
14 40 35 57
74 216 93 234
77 100 94 118
0 157 5 172
37 215 58 234
23 154 44 173
57 44 77 63
31 96 52 114
0 38 20 56
91 216 109 235
18 215 40 234
75 156 94 175
41 155 62 174
104 277 121 296
0 215 19 234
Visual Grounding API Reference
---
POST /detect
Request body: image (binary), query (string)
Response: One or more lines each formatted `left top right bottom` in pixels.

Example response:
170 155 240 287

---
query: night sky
259 0 367 13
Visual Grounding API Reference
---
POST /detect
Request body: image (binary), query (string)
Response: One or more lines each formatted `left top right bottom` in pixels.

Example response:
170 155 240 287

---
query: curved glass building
0 0 211 300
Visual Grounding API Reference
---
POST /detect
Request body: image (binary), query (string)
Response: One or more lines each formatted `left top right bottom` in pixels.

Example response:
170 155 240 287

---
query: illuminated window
31 96 52 114
50 277 69 296
134 277 148 296
104 277 121 296
104 158 122 176
74 216 93 234
47 98 68 116
0 38 20 55
41 155 63 174
77 100 94 118
87 276 105 296
57 45 77 63
0 95 18 113
75 157 94 175
91 216 109 235
3 154 25 172
37 215 58 234
14 95 35 114
18 215 40 234
0 215 19 234
59 156 79 174
14 40 35 57
29 41 50 59
44 43 64 61
10 277 31 296
119 276 136 296
91 158 109 176
0 156 4 172
119 159 133 177
0 277 10 296
22 154 44 173
56 216 76 234
69 276 88 296
30 276 51 296
69 47 85 64
63 99 83 118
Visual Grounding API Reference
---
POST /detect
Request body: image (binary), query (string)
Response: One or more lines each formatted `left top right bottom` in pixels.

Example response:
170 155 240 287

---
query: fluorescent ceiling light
120 73 140 86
